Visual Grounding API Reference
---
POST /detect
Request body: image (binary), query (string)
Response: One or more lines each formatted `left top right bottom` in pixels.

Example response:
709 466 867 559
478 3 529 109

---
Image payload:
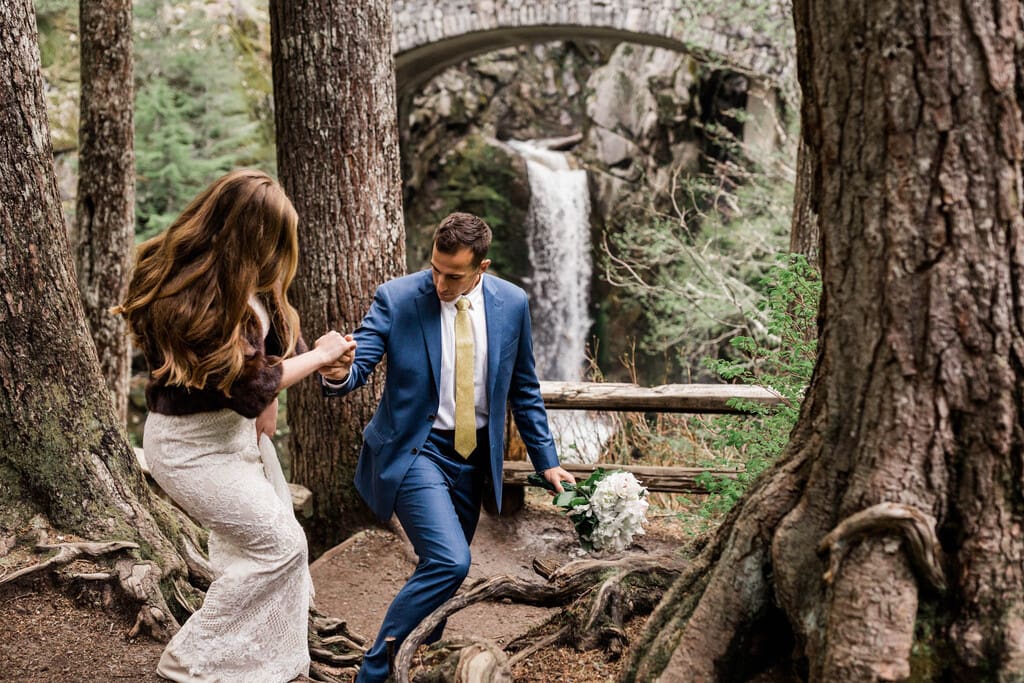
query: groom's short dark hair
434 212 492 266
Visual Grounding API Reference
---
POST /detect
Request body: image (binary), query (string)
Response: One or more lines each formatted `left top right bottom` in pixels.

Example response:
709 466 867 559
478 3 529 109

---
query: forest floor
0 495 700 683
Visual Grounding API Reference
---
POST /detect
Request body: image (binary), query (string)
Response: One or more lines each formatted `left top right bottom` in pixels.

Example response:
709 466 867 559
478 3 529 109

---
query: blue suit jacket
323 270 560 521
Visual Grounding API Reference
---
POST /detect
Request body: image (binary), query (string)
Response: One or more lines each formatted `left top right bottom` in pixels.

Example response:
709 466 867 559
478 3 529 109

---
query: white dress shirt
435 275 489 430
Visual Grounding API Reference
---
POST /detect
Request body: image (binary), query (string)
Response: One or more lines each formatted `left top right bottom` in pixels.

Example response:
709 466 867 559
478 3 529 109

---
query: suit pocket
363 423 390 453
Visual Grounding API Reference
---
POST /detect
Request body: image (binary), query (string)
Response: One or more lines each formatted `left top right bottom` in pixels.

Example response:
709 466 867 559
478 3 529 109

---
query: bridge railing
502 380 781 495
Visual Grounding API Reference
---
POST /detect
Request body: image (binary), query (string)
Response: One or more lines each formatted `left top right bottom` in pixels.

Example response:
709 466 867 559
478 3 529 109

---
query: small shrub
697 254 820 514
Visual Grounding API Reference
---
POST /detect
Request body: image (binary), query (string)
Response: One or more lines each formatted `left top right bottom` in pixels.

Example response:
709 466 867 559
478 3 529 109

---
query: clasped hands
315 329 356 382
256 330 355 443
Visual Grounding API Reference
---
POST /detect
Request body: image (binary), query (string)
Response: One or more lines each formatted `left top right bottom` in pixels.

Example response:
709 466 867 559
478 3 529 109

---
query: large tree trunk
787 0 820 267
788 137 818 264
270 0 406 551
73 0 135 424
0 0 198 636
626 2 1024 680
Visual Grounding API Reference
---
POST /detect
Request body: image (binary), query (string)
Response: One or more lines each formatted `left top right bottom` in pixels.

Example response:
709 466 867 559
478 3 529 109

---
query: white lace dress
143 298 311 682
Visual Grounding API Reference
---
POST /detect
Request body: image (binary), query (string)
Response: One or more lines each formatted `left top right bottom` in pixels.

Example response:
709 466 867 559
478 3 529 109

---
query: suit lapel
415 276 442 394
483 275 504 405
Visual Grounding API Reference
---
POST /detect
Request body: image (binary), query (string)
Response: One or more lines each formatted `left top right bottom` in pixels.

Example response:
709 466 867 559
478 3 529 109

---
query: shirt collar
441 273 485 310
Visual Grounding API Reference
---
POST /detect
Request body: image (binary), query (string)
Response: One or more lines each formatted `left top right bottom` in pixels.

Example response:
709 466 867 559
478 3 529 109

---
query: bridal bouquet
529 468 649 553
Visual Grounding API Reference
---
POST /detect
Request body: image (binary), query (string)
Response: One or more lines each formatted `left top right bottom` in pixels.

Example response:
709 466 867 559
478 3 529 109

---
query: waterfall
507 140 612 464
507 140 592 379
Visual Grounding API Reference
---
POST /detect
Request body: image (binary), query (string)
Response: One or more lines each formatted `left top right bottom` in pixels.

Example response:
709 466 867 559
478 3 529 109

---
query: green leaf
553 491 577 507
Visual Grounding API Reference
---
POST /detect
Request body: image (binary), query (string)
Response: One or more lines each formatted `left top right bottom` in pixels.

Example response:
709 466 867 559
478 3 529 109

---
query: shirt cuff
322 375 349 389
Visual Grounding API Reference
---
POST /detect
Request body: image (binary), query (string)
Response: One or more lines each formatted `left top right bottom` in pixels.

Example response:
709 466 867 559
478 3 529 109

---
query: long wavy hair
115 169 301 394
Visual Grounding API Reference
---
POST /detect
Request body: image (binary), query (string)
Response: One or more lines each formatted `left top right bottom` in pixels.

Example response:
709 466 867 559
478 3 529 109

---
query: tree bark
270 0 406 551
788 137 818 265
73 0 135 424
626 1 1024 680
0 0 189 610
787 0 820 267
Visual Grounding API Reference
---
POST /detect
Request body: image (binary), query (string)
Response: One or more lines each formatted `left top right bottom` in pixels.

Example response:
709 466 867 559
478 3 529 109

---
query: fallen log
501 461 741 495
539 381 782 413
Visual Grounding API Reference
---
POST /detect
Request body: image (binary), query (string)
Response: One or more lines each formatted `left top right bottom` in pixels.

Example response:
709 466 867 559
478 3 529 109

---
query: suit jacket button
411 448 418 454
427 414 435 421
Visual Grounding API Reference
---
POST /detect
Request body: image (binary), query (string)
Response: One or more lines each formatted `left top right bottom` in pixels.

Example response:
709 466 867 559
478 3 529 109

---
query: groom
320 211 574 682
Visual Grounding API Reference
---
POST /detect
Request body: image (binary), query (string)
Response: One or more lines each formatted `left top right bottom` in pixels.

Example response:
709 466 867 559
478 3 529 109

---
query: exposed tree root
505 625 570 667
308 661 359 682
623 438 815 682
817 501 946 592
306 606 369 682
175 525 214 589
413 636 514 683
0 539 137 586
114 557 178 640
0 538 180 640
0 533 16 557
394 553 683 682
452 638 513 682
1 517 368 683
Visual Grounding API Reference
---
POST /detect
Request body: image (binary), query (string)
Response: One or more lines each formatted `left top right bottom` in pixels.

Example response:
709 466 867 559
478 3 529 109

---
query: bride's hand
256 397 278 443
313 330 355 366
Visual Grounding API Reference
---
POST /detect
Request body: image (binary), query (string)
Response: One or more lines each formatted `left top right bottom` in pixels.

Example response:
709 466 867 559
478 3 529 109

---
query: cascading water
507 140 612 464
507 140 592 380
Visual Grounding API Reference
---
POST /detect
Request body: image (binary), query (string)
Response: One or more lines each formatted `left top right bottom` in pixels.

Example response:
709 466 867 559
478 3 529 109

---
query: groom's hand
542 466 576 494
320 364 350 382
320 334 355 383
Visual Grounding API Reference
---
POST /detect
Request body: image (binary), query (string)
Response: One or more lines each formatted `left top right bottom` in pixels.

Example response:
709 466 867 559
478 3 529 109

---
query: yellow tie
454 297 476 458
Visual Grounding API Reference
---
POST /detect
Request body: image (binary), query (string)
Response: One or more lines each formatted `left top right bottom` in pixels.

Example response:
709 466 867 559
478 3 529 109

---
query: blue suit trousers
356 428 487 682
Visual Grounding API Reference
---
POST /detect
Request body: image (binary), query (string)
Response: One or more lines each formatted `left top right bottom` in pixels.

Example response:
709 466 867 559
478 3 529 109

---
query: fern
698 254 820 514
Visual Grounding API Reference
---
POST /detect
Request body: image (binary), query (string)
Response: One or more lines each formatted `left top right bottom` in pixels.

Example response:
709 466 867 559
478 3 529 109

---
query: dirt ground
0 497 689 683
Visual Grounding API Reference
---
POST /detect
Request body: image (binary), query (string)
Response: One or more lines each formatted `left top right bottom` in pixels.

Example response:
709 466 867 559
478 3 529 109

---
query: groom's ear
478 258 492 273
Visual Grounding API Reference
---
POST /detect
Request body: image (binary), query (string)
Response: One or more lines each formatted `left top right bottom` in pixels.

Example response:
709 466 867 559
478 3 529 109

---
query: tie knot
456 297 471 312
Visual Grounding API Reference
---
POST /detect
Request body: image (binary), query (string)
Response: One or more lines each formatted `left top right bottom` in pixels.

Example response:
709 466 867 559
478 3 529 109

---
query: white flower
575 471 649 553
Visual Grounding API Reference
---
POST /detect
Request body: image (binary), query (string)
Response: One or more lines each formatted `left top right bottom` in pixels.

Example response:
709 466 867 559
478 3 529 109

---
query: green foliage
134 79 241 235
435 137 522 232
697 254 820 513
603 151 795 380
133 0 274 239
34 0 76 14
35 1 79 153
409 135 531 281
35 1 275 238
35 1 77 69
600 102 806 518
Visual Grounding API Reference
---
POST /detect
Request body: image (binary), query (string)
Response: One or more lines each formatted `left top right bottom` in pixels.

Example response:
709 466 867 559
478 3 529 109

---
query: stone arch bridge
391 0 793 96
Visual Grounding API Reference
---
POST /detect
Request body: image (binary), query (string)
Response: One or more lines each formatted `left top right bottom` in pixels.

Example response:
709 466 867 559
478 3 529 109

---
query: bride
116 169 355 682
